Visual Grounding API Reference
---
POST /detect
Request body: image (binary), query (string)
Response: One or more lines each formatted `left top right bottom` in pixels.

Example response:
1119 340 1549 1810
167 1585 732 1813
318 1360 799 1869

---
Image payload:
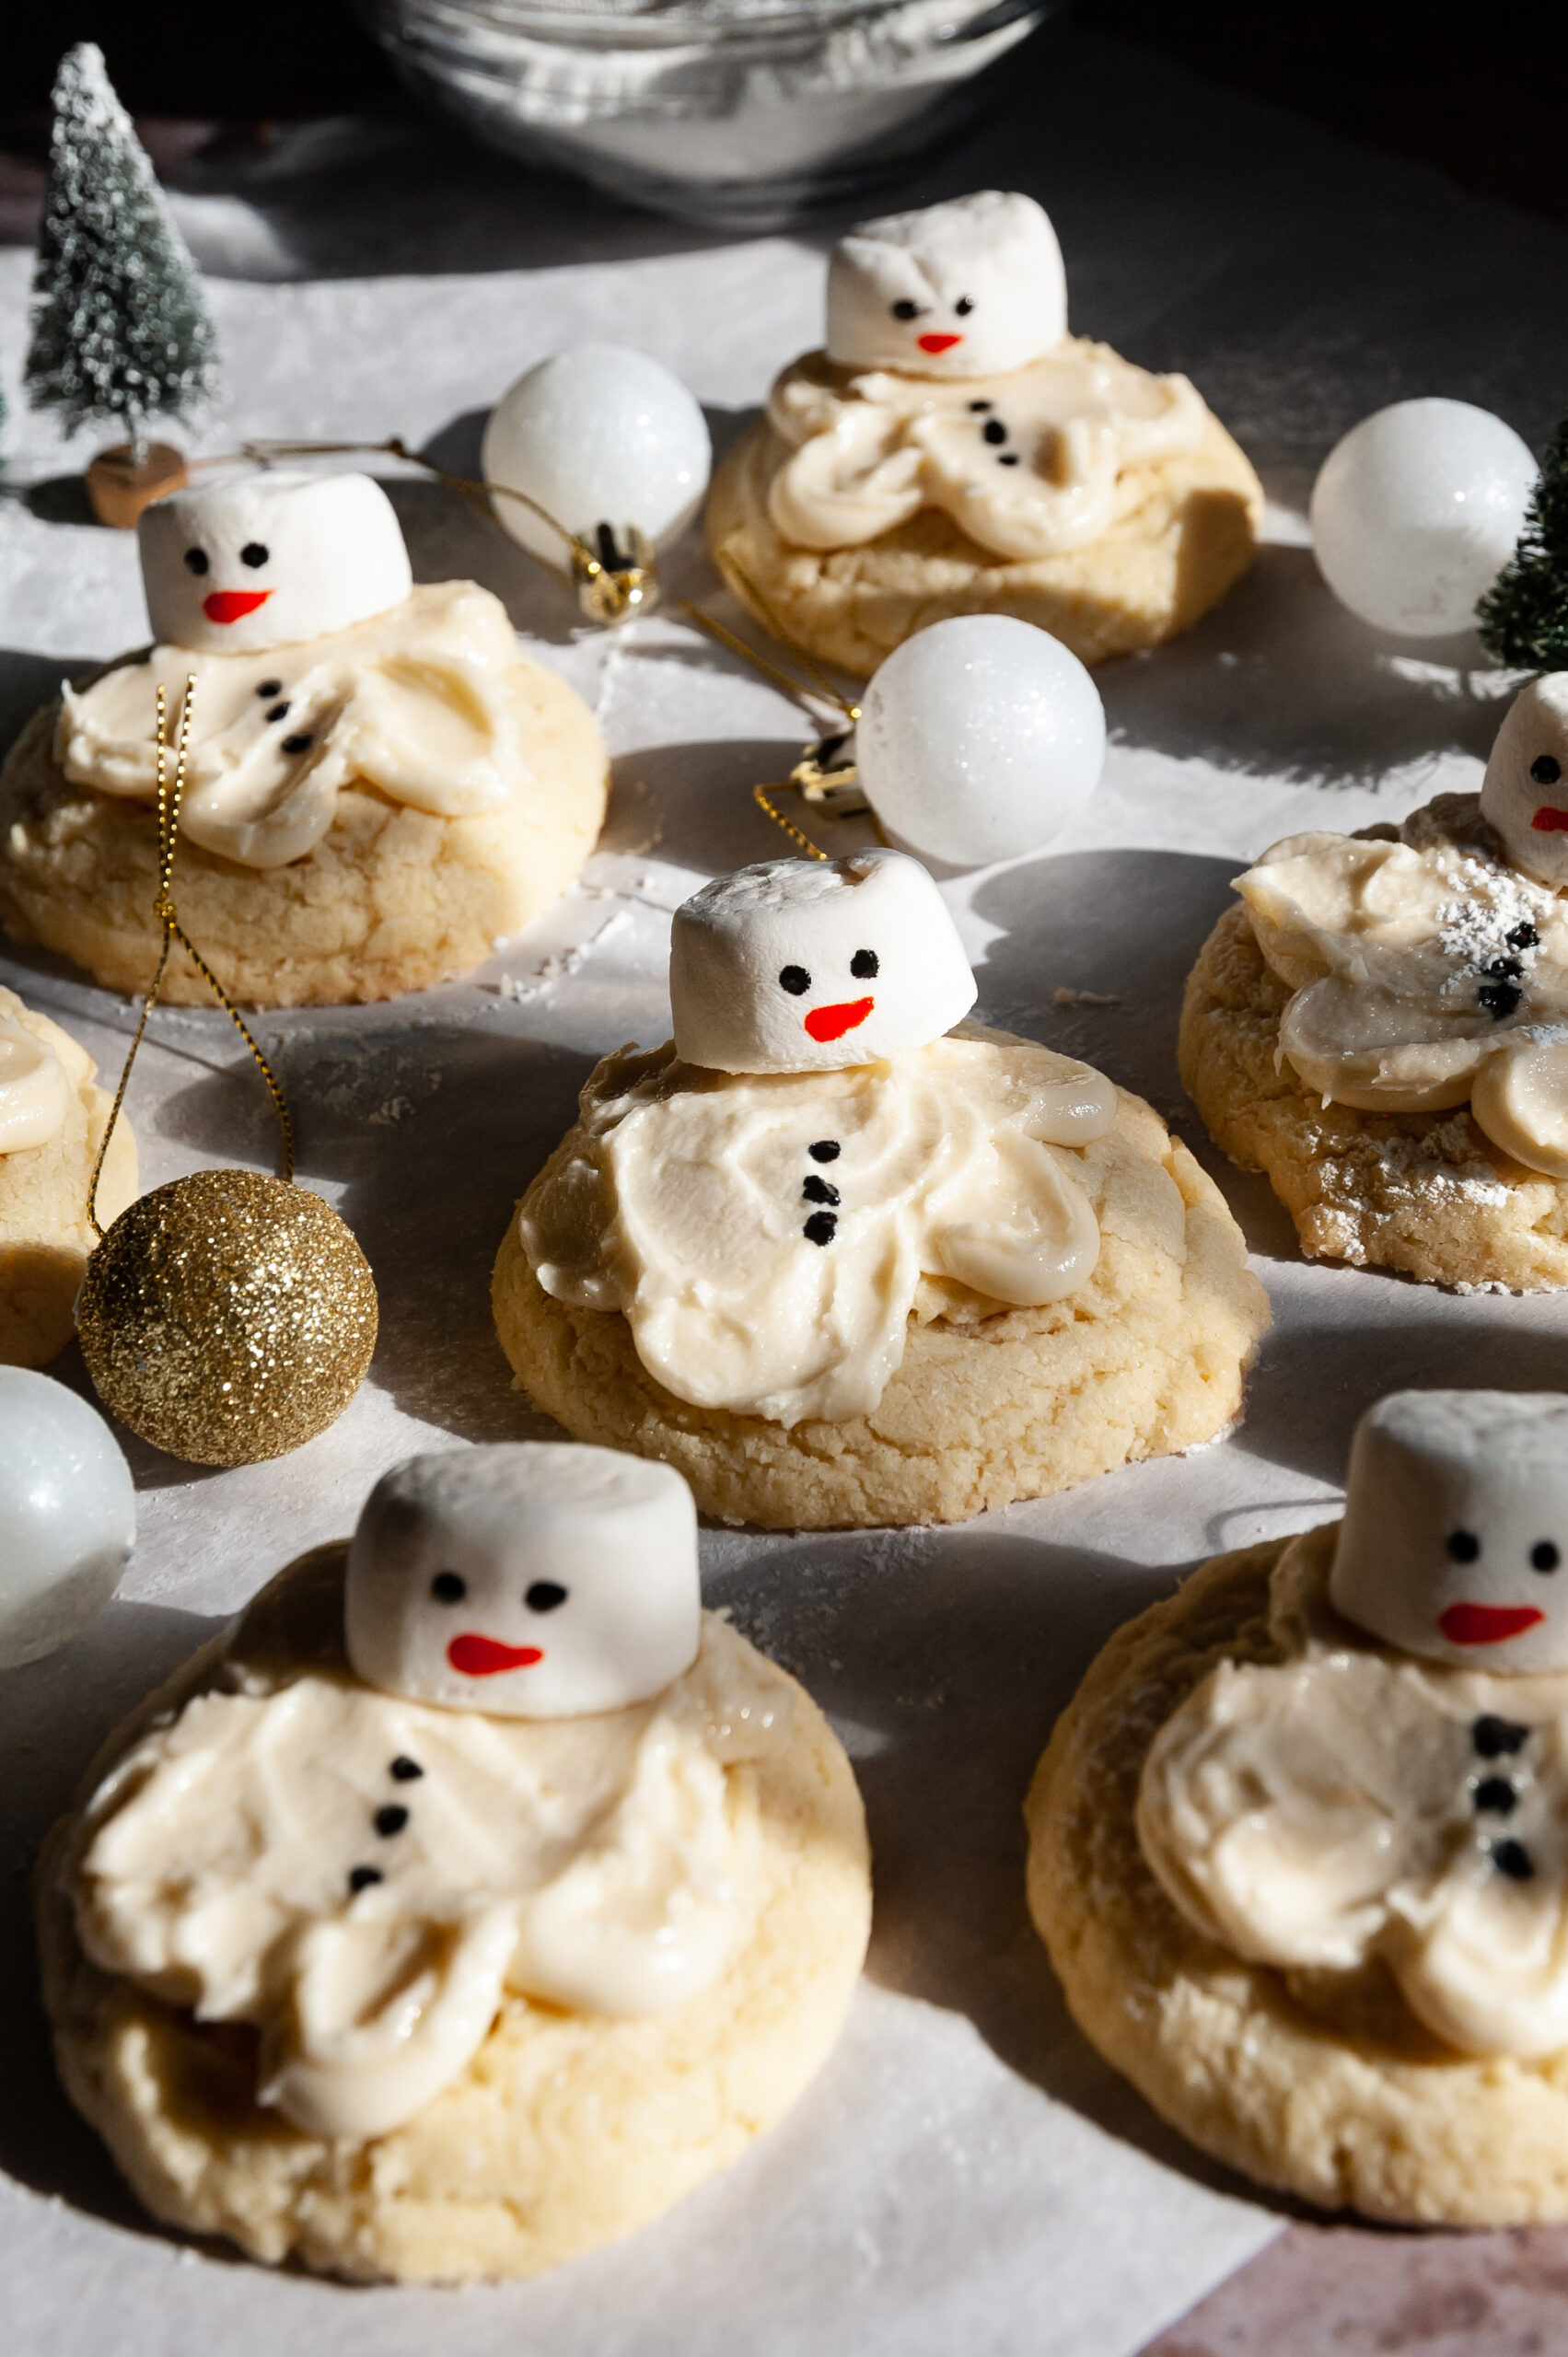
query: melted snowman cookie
495 850 1269 1526
707 189 1261 675
1182 675 1568 1286
1029 1388 1568 2224
39 1444 870 2280
0 470 608 1006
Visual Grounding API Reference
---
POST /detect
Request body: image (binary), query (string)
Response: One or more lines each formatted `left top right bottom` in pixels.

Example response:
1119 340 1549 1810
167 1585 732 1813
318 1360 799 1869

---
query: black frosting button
389 1756 424 1782
1472 1714 1530 1758
803 1211 838 1246
803 1174 840 1206
1491 1838 1535 1881
348 1864 383 1893
808 1140 841 1163
374 1805 410 1838
1472 1777 1518 1816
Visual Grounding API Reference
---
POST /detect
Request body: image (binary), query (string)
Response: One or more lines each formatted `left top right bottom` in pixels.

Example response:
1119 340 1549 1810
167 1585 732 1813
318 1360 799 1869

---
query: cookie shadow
705 1528 1295 2210
1237 1312 1568 1492
970 846 1239 1114
155 1026 597 1444
0 646 94 761
0 1597 234 2236
1100 538 1509 790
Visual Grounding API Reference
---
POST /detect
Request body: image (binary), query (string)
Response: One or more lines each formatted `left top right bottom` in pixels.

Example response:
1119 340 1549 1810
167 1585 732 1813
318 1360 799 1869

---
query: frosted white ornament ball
855 615 1105 867
482 344 712 565
1310 398 1537 637
0 1368 135 1668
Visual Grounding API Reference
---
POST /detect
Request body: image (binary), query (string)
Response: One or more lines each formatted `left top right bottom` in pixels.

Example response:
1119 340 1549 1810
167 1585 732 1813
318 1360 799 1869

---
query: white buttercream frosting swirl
523 1028 1117 1426
0 1012 69 1153
55 581 534 870
73 1585 789 2141
1236 797 1568 1175
1138 1523 1568 2060
764 339 1207 561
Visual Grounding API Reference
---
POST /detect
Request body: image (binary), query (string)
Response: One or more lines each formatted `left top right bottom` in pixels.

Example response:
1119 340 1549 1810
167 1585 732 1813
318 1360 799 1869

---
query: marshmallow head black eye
1446 1530 1481 1564
240 542 270 570
955 296 974 317
851 948 878 979
183 547 209 575
1531 754 1562 785
525 1580 568 1612
1533 1541 1561 1573
779 965 811 996
430 1571 466 1603
890 299 923 321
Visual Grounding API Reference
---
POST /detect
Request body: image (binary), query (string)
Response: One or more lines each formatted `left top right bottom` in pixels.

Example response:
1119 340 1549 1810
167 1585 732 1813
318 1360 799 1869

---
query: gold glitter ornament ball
77 1170 378 1466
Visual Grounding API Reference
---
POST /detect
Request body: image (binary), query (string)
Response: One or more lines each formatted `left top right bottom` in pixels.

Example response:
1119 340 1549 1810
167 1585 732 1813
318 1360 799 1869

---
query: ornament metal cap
76 679 378 1466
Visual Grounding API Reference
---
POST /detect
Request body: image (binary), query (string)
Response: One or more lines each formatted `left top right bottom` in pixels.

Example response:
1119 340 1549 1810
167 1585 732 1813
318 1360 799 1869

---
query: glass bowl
354 0 1061 226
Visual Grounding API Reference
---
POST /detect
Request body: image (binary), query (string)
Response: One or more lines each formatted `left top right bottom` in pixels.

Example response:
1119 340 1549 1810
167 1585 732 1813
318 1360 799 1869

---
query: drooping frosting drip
1137 1523 1568 2060
1236 797 1568 1175
56 581 532 869
0 1012 69 1153
73 1609 789 2140
764 339 1207 561
523 1029 1117 1427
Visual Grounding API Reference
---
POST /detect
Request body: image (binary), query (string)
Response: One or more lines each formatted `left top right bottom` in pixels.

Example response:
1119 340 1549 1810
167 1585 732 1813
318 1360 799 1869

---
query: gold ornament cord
87 678 296 1238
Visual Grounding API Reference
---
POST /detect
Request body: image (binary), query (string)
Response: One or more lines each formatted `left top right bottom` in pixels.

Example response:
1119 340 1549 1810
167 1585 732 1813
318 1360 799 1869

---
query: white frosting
826 192 1067 379
139 472 412 655
669 851 976 1075
1235 803 1568 1170
1137 1520 1568 2060
75 1608 787 2139
1481 673 1568 889
56 581 529 868
523 1030 1116 1426
0 1013 69 1153
346 1444 700 1718
1330 1390 1568 1669
765 341 1206 561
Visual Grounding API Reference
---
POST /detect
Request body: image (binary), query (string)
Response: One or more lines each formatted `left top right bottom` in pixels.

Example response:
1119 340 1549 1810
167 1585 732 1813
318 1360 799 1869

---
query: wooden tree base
86 442 188 529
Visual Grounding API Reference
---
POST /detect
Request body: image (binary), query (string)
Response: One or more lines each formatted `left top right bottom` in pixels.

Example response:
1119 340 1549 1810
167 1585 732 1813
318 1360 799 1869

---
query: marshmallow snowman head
826 192 1067 381
669 849 977 1074
1330 1390 1568 1671
139 471 413 655
1480 674 1568 890
344 1444 701 1718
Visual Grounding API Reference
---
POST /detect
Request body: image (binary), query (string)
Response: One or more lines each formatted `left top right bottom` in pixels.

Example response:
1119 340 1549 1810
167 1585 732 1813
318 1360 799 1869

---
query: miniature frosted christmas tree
1478 415 1568 672
25 44 217 528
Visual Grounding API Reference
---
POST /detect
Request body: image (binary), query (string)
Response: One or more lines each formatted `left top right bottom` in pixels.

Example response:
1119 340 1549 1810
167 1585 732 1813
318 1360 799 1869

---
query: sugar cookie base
0 985 136 1364
492 1046 1270 1530
706 387 1263 679
36 1546 871 2283
1027 1538 1568 2224
0 657 609 1007
1181 901 1568 1289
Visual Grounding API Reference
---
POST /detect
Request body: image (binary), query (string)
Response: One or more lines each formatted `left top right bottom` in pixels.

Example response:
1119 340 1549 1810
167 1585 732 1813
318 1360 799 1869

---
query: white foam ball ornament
482 345 712 567
855 615 1105 868
1310 399 1537 637
0 1368 135 1668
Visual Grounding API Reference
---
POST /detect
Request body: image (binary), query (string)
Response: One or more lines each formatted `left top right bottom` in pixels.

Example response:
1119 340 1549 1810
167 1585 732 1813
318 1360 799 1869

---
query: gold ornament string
676 553 880 863
226 438 655 625
87 678 296 1237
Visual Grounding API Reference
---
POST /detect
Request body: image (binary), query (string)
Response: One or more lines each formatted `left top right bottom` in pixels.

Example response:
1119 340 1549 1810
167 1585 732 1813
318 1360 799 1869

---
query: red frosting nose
804 996 874 1043
447 1633 544 1676
1438 1602 1545 1646
917 332 962 354
203 588 273 625
1532 806 1568 833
